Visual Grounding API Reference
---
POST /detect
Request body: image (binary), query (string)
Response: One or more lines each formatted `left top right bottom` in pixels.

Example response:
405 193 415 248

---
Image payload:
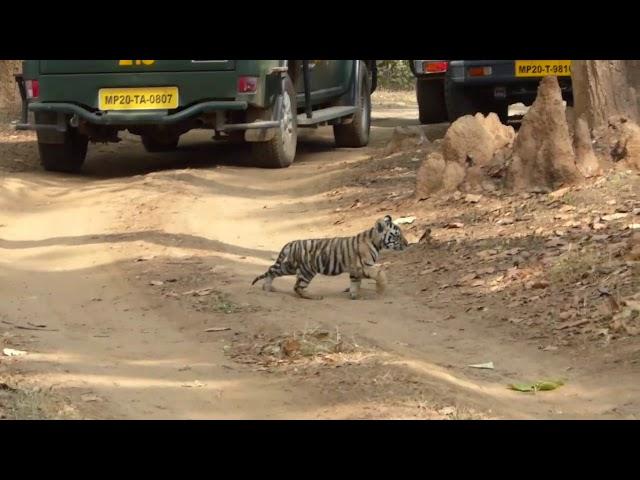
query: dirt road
1 98 638 419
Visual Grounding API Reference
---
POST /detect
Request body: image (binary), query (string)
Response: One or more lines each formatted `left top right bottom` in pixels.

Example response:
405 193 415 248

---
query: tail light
423 61 448 73
468 66 493 77
26 79 39 99
237 76 258 93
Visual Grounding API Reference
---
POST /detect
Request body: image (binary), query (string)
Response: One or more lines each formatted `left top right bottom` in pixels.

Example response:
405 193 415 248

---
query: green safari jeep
15 60 377 172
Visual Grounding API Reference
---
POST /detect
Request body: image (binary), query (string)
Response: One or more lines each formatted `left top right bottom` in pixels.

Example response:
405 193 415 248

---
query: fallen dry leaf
394 216 416 225
559 205 577 212
558 311 575 321
555 318 590 330
2 348 27 357
468 361 494 370
182 380 205 388
458 273 478 284
606 296 621 314
438 406 456 416
81 394 103 403
477 267 496 275
550 187 571 199
418 228 432 243
545 238 567 248
184 287 215 296
281 339 301 357
602 213 629 222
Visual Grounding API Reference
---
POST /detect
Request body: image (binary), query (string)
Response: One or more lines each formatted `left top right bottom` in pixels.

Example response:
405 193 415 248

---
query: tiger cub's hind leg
294 271 323 300
347 274 362 300
260 259 296 292
262 275 275 292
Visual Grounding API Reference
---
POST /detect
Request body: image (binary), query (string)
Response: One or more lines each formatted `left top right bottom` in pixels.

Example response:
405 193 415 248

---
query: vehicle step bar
297 106 356 126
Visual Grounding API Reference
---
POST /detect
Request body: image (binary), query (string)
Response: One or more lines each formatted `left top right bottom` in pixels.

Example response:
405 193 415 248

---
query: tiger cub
251 215 409 300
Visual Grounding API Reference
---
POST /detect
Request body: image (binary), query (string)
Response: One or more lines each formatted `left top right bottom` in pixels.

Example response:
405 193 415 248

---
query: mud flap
244 74 285 143
330 61 362 126
34 112 69 144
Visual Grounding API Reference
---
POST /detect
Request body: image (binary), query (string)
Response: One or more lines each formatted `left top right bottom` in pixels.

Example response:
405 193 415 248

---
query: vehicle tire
250 74 297 168
564 94 574 108
141 134 180 152
333 61 371 148
485 100 509 124
37 125 88 173
226 131 245 144
444 76 509 124
416 78 447 124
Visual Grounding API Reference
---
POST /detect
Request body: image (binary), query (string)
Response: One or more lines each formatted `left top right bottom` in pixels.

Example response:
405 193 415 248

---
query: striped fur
251 215 408 300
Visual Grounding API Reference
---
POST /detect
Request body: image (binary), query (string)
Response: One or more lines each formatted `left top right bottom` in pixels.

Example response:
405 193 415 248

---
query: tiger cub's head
375 215 409 251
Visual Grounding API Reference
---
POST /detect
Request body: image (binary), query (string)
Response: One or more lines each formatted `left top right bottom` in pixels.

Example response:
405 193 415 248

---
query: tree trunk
571 60 639 131
0 60 22 119
572 60 640 170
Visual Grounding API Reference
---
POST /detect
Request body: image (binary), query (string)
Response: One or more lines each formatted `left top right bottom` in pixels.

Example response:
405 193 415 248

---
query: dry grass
210 293 244 314
372 89 416 108
0 381 80 420
548 245 601 284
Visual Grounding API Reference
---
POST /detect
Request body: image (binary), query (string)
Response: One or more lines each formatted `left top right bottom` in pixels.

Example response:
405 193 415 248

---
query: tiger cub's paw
296 291 324 300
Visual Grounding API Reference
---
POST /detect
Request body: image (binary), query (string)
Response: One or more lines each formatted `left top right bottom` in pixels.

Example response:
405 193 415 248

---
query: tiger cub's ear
375 216 392 232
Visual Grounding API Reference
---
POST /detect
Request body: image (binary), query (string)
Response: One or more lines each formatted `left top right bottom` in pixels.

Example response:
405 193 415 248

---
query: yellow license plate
515 60 572 77
98 86 179 111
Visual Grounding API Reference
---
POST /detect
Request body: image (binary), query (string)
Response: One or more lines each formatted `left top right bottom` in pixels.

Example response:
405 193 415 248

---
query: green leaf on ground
508 380 564 392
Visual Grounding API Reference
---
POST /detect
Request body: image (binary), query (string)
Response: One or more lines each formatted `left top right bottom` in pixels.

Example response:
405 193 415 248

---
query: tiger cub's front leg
363 265 388 295
348 274 362 300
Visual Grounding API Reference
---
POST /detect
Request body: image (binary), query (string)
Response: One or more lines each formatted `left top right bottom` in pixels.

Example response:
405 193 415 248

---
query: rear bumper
19 100 246 127
15 100 280 133
415 73 446 81
447 60 573 88
446 60 573 103
13 72 283 134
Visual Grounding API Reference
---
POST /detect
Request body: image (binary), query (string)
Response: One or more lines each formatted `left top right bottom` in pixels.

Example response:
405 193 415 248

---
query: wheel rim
281 89 296 159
